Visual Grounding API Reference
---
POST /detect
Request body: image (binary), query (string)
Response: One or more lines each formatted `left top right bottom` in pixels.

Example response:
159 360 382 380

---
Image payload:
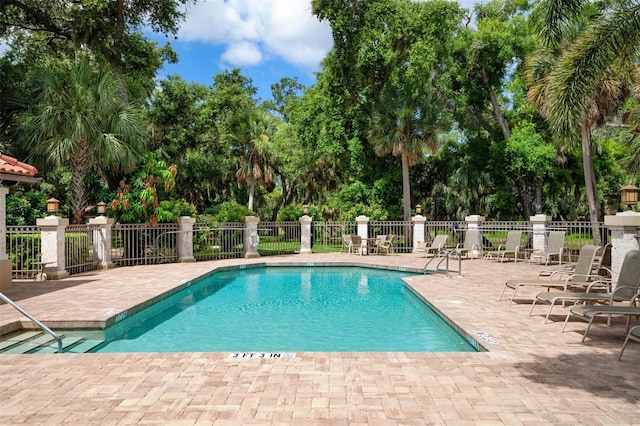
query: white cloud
178 0 332 70
221 41 263 66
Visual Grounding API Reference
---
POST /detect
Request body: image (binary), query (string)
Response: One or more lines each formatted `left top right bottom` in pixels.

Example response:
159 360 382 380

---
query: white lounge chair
500 244 601 304
529 231 567 265
484 230 522 263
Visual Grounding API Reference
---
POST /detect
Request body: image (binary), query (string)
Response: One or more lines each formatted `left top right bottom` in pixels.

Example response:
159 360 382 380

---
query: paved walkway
1 253 639 425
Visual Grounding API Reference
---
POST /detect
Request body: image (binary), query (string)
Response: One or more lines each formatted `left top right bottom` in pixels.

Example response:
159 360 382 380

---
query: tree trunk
581 122 602 246
248 182 255 212
70 143 90 224
401 151 411 221
480 68 510 140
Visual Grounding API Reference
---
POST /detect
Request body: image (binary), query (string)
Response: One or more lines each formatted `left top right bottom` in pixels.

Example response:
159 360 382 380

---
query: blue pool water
95 266 477 353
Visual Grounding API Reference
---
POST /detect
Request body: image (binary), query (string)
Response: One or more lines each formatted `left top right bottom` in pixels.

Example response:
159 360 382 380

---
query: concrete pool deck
1 253 639 424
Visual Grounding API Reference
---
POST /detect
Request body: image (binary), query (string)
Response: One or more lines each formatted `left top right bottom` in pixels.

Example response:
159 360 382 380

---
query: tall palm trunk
581 122 602 246
248 182 255 212
70 139 90 224
401 151 411 221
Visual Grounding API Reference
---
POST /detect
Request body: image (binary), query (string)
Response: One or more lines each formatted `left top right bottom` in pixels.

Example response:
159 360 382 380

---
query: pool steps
0 330 104 354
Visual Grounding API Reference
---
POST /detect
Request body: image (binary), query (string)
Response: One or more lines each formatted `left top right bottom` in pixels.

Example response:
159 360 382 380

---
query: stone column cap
356 215 369 223
530 214 552 223
88 217 115 225
464 215 485 222
605 211 640 227
299 215 312 223
177 216 196 225
412 215 426 223
36 216 69 227
245 215 260 225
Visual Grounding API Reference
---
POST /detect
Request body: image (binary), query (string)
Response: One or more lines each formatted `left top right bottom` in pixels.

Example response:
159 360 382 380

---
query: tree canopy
1 0 638 225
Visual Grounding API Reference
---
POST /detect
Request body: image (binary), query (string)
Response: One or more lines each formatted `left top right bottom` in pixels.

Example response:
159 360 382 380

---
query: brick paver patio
1 253 639 425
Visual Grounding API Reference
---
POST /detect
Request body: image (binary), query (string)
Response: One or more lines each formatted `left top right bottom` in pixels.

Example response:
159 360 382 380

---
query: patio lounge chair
499 244 601 304
618 325 640 360
530 250 640 322
453 230 480 259
562 290 640 343
529 231 567 265
484 230 522 263
422 234 448 257
593 243 612 278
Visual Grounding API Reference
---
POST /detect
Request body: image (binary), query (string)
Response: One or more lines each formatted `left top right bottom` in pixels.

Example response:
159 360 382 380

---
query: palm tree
527 0 636 244
18 57 147 223
235 109 279 211
368 78 443 221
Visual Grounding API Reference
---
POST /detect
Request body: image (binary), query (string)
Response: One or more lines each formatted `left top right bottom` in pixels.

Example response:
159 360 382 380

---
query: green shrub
204 201 253 222
9 234 41 271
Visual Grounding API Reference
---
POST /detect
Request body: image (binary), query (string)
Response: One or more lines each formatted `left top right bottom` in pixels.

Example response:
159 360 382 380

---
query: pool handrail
0 292 63 353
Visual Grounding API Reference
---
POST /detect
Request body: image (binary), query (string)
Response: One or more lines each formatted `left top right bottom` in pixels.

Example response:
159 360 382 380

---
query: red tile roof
0 154 38 177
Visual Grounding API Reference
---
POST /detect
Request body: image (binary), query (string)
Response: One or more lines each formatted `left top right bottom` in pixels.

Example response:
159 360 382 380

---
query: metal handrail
423 248 463 278
0 292 63 353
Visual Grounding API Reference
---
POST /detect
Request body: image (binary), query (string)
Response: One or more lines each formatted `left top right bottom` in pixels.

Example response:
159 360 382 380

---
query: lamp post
96 201 107 217
620 184 639 211
302 204 309 215
46 197 59 216
415 204 422 215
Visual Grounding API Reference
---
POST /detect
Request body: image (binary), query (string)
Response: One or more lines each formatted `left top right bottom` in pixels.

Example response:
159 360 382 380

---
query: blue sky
151 0 481 102
150 0 334 102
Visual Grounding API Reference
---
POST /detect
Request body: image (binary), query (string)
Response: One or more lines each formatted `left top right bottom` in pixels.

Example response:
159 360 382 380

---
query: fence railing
65 224 100 275
548 221 610 260
368 221 414 253
193 222 244 261
7 226 41 279
8 218 611 278
111 223 179 266
311 221 357 253
258 221 300 256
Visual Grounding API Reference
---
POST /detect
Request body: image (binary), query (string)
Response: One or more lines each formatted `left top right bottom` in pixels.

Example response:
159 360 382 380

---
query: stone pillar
299 214 312 254
244 216 260 259
604 211 640 286
88 216 115 269
530 214 551 254
356 215 369 240
0 187 11 291
36 215 69 280
356 215 369 253
412 214 426 252
177 216 196 263
464 215 485 258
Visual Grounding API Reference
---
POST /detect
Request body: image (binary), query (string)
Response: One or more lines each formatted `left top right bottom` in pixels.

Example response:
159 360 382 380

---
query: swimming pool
94 266 477 353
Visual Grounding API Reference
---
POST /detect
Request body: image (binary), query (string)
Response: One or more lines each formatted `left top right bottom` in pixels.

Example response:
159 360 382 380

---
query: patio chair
346 234 364 255
453 230 480 260
377 234 395 255
529 231 567 265
341 234 352 253
484 230 522 263
370 234 387 255
618 325 640 360
499 244 601 304
562 290 640 343
422 234 448 257
530 250 640 323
